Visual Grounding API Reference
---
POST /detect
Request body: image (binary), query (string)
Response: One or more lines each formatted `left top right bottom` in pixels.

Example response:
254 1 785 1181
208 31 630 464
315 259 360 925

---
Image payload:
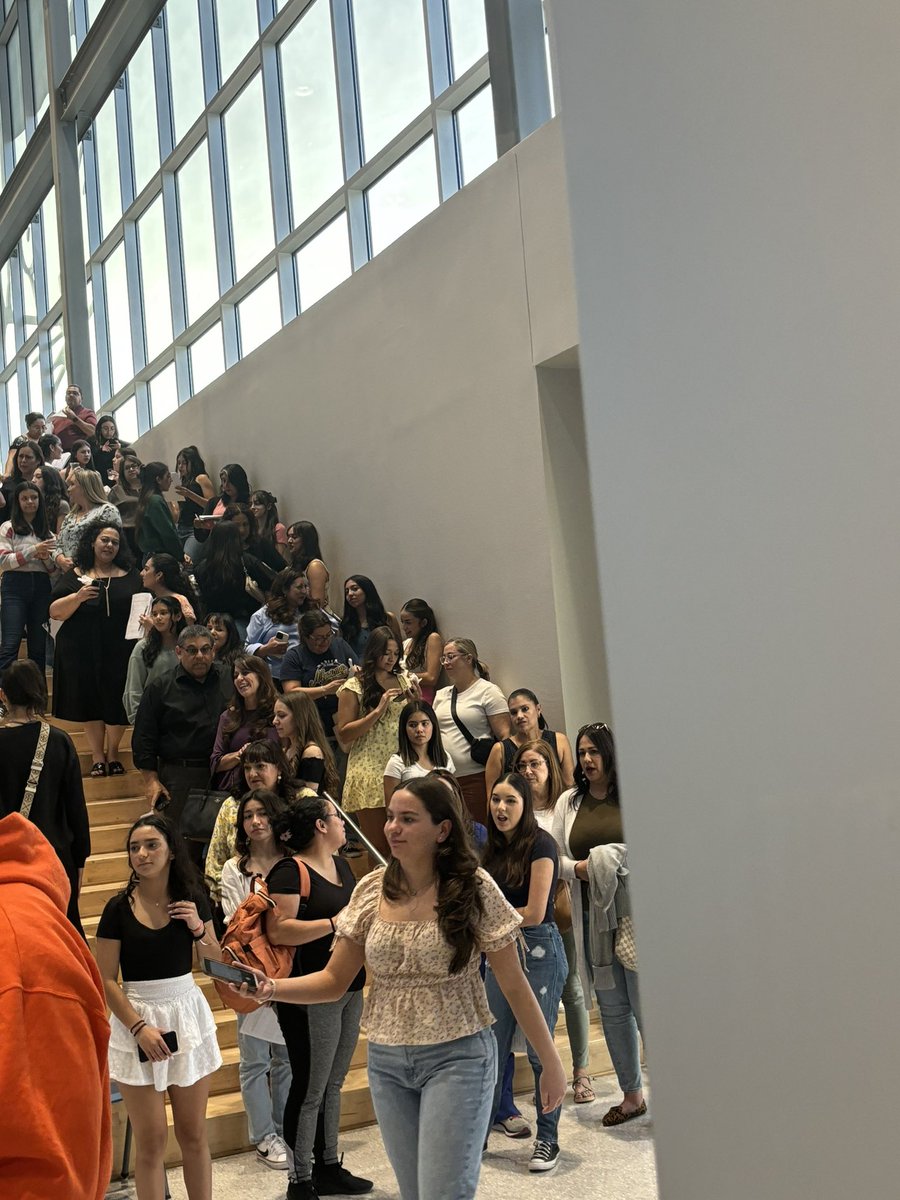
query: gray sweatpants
294 989 364 1181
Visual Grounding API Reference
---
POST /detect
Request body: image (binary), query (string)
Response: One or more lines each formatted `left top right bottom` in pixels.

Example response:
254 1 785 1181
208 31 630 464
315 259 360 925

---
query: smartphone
202 957 258 991
274 630 289 643
138 1030 178 1062
197 514 221 523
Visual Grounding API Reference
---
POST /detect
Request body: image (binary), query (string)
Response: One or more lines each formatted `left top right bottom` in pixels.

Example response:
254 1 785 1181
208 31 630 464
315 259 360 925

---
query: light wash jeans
236 1014 292 1144
582 906 643 1093
561 923 590 1073
486 922 566 1144
368 1028 497 1200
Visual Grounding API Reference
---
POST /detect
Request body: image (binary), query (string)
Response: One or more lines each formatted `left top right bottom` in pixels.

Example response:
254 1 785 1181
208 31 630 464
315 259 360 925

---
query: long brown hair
382 777 484 975
221 654 277 738
481 772 538 891
359 626 402 715
274 690 340 795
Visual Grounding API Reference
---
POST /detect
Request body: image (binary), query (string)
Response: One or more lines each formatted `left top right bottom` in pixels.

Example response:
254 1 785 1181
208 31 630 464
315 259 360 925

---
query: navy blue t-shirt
280 638 358 736
491 828 559 925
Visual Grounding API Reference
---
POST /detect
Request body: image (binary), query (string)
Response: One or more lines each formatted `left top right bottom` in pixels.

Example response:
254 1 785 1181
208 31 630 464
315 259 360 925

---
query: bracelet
190 923 205 939
129 1018 144 1034
329 917 336 934
131 1021 146 1038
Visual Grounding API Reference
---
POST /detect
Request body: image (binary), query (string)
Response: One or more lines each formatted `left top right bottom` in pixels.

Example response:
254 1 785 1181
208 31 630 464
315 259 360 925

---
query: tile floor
147 1075 657 1200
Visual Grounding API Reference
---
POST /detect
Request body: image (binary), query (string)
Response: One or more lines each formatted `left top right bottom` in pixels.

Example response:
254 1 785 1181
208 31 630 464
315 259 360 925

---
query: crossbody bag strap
449 687 477 748
20 721 51 821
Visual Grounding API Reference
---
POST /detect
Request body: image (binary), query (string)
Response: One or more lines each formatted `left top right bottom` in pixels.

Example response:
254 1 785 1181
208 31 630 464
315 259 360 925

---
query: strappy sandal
107 761 126 776
602 1100 647 1127
573 1074 596 1104
90 762 108 778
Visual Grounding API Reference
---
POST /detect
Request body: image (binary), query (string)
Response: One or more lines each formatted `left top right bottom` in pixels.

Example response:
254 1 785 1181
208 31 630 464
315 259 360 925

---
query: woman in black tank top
484 688 575 798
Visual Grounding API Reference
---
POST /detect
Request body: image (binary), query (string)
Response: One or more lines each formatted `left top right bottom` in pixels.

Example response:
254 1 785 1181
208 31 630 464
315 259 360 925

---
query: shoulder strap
20 722 51 821
292 855 312 914
449 687 477 748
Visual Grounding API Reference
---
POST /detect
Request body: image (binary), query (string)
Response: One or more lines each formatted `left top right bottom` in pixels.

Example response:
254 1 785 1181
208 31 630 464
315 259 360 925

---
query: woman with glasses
108 452 142 553
513 739 593 1105
433 638 511 825
484 688 575 799
49 519 142 777
548 723 645 1127
281 610 359 756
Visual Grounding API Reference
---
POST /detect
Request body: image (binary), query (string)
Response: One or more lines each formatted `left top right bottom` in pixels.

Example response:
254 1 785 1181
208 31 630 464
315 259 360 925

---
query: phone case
137 1029 179 1062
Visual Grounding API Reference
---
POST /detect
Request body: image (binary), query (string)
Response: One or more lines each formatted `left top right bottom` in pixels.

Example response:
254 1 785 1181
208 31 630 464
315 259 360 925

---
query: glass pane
137 195 173 363
78 143 91 259
114 395 139 442
86 276 101 403
28 0 49 118
1 261 15 361
167 0 205 143
455 84 496 185
129 33 160 197
176 140 219 323
352 0 430 160
26 345 42 411
237 273 280 357
366 137 439 257
7 26 26 163
149 361 178 425
104 243 134 395
94 92 123 239
223 74 274 280
6 373 20 443
279 0 344 228
42 191 61 308
216 0 258 83
49 320 67 406
19 223 37 340
189 321 225 393
294 213 351 311
447 0 488 78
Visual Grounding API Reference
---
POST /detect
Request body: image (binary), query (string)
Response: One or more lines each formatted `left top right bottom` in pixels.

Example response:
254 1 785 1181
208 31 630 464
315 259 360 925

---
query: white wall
136 120 587 730
552 2 900 1197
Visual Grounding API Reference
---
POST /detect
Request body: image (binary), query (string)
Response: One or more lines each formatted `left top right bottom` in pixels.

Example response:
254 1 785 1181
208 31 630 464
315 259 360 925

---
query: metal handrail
322 791 388 867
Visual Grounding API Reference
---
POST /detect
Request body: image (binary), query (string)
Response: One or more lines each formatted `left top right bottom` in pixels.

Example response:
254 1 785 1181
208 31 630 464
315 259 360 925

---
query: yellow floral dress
339 676 404 812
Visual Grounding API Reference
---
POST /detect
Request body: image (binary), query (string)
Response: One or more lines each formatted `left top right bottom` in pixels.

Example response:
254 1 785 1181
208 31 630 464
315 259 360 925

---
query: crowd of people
0 401 643 1200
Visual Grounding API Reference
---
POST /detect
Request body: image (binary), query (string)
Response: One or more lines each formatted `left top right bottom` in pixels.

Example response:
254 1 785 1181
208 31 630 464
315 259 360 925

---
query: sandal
89 762 108 778
602 1100 647 1127
107 761 126 776
573 1074 596 1104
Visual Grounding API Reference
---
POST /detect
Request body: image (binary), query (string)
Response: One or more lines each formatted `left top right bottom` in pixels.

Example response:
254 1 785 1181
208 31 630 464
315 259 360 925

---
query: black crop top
96 891 213 981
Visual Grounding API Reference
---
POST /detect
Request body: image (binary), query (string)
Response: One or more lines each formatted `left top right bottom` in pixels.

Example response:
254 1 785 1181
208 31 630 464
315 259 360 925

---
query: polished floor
153 1075 657 1200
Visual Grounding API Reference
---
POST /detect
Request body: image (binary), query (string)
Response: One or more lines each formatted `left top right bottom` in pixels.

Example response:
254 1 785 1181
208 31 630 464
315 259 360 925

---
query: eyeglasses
180 644 214 656
308 631 333 645
440 653 463 664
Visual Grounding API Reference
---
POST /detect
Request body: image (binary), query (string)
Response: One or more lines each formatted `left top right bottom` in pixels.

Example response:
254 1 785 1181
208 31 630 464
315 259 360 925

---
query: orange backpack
215 856 311 1014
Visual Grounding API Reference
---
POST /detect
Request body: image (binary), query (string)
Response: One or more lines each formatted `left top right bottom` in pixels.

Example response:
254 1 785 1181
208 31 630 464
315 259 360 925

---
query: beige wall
136 119 590 733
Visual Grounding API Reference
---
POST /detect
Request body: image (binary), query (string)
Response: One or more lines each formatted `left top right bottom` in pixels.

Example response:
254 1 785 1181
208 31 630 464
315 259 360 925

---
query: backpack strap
292 855 312 916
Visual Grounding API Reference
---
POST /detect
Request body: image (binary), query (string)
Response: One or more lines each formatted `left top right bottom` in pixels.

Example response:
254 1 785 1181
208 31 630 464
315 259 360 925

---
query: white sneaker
257 1134 289 1170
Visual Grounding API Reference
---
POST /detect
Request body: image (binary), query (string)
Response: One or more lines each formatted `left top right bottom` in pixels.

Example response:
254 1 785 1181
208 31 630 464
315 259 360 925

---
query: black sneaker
286 1176 319 1200
312 1155 374 1195
528 1141 561 1173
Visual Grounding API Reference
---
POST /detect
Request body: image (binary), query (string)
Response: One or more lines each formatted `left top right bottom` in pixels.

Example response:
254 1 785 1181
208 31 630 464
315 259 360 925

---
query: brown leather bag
554 880 572 933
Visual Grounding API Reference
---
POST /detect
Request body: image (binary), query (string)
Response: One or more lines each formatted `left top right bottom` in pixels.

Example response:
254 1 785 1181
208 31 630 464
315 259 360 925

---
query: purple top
209 711 279 791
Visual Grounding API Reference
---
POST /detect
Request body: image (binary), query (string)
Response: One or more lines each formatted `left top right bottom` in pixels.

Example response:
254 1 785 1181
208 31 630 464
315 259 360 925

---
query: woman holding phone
94 814 223 1200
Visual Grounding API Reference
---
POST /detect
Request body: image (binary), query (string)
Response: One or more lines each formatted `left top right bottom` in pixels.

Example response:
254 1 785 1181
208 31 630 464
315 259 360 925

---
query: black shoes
287 1177 318 1200
313 1156 374 1195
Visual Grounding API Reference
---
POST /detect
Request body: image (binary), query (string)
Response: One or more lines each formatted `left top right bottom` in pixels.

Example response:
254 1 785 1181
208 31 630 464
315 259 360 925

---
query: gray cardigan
586 844 631 990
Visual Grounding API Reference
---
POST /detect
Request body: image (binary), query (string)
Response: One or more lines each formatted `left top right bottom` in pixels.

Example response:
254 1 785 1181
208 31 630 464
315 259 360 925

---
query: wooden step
90 821 133 855
53 722 133 751
78 749 135 775
82 773 144 801
84 851 133 886
86 795 149 824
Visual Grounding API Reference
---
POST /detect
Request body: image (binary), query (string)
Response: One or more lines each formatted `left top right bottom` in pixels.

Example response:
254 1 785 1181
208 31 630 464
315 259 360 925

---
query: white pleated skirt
108 973 222 1091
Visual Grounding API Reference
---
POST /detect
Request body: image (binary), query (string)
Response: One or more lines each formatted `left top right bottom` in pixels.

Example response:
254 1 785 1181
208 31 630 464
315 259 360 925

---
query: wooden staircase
65 720 613 1170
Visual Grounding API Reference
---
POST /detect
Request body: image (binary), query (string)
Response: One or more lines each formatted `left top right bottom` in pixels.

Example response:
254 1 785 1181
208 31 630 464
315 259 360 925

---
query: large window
1 0 555 446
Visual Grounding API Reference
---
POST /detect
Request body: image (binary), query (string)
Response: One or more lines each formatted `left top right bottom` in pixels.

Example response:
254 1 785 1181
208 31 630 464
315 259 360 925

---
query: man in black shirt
132 625 231 825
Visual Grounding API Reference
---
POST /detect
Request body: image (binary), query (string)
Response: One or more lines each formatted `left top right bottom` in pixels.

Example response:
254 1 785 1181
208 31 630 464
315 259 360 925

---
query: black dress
0 722 91 932
51 568 143 724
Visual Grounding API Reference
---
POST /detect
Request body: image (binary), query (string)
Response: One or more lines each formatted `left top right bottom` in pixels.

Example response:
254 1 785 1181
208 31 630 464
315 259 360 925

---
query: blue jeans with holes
486 922 566 1145
368 1028 497 1200
236 1015 292 1144
0 570 51 671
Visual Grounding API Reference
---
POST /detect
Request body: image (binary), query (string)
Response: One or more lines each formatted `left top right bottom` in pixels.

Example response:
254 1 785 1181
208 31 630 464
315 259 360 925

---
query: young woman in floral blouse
236 776 566 1200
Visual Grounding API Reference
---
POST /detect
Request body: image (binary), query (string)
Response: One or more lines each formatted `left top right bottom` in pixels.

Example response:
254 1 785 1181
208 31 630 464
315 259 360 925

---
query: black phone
138 1029 178 1062
202 957 258 991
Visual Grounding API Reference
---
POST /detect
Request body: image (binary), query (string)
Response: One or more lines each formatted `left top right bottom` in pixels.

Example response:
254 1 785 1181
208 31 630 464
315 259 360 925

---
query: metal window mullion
151 13 174 160
0 39 15 182
89 265 112 404
122 218 146 374
80 126 102 257
113 76 135 214
12 356 27 431
330 0 366 267
133 377 151 435
9 245 24 352
260 40 294 322
16 0 36 138
257 0 276 33
197 0 219 104
31 209 47 322
161 171 187 336
70 0 88 49
36 323 52 412
206 110 234 293
173 342 190 405
423 0 456 202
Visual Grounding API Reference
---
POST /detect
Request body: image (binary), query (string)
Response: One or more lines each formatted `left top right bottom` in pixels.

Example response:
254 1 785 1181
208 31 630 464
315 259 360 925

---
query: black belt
162 758 209 769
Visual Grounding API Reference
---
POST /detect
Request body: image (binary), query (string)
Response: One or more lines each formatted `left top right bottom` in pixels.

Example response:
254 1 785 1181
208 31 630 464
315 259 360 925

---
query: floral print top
334 867 522 1046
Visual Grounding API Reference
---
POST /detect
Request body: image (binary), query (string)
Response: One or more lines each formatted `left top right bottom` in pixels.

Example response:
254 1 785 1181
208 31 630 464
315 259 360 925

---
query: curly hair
271 793 334 853
72 516 132 572
383 776 483 975
221 654 278 739
233 788 292 871
265 567 306 625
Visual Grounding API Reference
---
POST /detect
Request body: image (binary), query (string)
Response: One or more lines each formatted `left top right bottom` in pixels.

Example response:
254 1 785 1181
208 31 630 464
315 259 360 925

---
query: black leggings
276 1001 325 1169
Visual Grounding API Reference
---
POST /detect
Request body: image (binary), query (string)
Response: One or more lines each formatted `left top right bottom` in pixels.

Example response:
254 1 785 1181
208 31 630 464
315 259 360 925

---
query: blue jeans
236 1015 292 1144
368 1028 497 1200
486 922 566 1144
582 905 643 1093
0 571 51 671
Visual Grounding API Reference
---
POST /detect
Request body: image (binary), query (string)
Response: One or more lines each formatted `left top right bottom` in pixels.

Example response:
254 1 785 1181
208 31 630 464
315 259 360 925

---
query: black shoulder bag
450 688 496 767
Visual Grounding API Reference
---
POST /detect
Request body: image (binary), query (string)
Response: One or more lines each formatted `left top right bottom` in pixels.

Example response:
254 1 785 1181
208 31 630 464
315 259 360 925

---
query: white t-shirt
383 753 456 782
433 679 508 776
220 858 285 1045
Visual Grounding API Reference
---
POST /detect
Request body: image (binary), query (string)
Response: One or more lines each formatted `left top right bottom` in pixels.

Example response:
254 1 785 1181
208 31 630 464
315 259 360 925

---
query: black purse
182 776 231 843
450 688 496 767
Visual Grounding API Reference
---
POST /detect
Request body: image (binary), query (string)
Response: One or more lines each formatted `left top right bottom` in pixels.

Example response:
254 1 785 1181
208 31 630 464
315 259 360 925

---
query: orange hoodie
0 813 111 1199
